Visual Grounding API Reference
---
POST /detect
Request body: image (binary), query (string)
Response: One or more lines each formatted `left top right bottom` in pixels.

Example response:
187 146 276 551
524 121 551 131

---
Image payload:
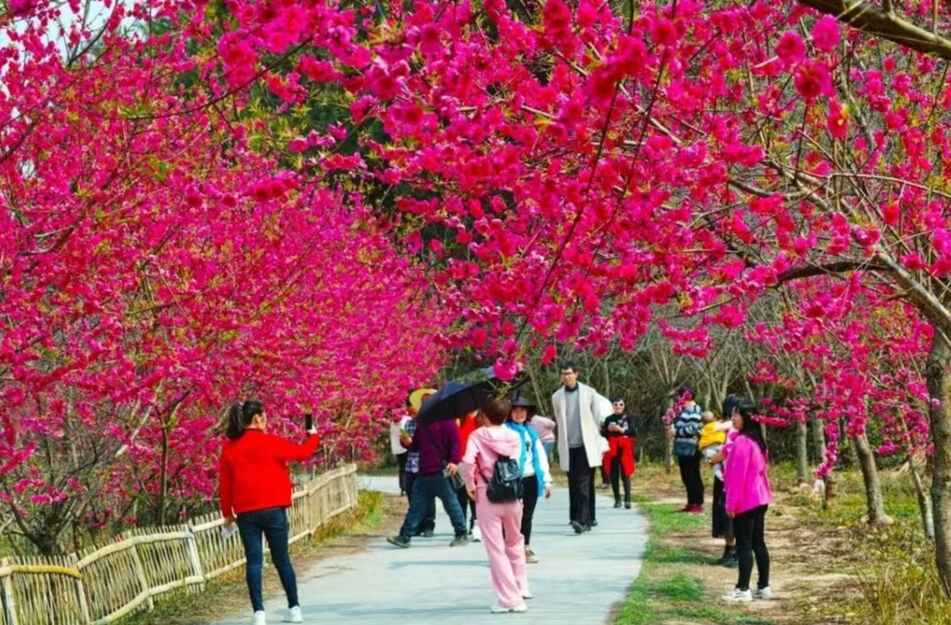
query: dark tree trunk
796 419 810 486
926 331 951 594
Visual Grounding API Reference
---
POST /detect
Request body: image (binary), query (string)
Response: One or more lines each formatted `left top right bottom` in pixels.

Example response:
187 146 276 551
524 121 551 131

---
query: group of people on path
670 388 775 603
386 361 638 613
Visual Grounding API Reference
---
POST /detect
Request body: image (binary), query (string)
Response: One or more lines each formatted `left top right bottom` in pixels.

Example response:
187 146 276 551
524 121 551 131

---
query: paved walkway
213 475 647 625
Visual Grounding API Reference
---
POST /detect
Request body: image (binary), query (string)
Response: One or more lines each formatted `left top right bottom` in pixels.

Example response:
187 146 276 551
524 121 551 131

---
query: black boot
624 500 632 509
723 546 739 568
614 499 622 508
715 545 732 565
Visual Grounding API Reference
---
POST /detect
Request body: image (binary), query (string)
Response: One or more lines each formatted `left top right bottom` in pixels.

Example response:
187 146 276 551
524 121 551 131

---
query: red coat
219 430 320 517
603 436 636 478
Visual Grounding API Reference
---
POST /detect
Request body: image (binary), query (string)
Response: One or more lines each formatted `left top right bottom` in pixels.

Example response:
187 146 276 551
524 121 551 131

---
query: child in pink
462 397 529 614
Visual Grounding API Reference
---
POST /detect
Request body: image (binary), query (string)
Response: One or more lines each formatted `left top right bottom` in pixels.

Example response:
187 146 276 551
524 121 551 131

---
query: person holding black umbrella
387 407 470 549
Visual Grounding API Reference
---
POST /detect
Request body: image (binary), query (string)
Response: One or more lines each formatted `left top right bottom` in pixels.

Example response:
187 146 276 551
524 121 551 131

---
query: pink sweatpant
475 490 528 608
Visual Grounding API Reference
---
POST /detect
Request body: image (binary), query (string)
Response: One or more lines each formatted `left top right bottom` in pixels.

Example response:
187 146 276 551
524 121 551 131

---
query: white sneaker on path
471 524 482 542
721 588 753 602
252 611 266 625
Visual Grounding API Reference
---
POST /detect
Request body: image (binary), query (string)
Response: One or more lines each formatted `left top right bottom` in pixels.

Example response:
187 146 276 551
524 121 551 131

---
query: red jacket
219 430 320 517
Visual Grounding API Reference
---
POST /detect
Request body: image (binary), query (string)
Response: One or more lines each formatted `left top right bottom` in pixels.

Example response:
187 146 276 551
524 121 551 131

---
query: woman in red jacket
219 401 320 625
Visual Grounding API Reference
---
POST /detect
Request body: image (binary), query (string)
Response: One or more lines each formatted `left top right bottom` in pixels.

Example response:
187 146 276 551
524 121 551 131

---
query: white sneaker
471 523 482 542
283 606 303 623
753 586 773 600
722 588 753 602
490 603 528 613
521 589 534 600
252 611 266 625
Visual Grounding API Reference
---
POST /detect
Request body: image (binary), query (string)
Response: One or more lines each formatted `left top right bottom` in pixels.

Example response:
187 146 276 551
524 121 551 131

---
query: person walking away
529 413 556 463
551 361 607 534
721 399 773 602
601 398 636 509
456 410 482 541
401 389 437 535
670 385 704 513
387 413 470 548
507 397 552 563
219 401 320 625
703 400 739 568
462 397 530 613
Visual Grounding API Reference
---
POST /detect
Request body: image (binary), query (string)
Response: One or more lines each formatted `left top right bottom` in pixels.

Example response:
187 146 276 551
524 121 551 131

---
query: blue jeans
237 507 299 612
399 473 468 539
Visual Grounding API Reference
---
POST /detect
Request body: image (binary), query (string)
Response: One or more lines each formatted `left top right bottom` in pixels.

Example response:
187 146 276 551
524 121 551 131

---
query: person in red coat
601 398 636 509
219 400 320 625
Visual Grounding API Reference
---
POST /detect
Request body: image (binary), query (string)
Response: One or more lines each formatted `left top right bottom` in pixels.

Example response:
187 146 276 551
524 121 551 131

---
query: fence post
184 526 205 591
126 535 155 611
67 554 92 625
0 558 19 625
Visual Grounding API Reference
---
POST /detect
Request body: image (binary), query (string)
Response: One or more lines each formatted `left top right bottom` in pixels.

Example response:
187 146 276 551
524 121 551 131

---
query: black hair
226 400 264 440
405 392 414 408
736 399 767 453
611 396 626 404
721 393 744 420
677 385 696 401
559 360 580 373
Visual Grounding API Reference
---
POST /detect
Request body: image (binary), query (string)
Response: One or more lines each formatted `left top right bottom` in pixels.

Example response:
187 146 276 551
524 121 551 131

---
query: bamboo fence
0 464 358 625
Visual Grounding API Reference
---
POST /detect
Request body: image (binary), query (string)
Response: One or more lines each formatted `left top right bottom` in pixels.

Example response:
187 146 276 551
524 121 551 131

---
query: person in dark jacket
669 385 704 513
219 400 320 625
601 397 636 509
387 417 470 548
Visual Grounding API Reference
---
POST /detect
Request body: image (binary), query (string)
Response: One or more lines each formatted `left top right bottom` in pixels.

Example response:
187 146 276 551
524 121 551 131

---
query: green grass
613 497 774 625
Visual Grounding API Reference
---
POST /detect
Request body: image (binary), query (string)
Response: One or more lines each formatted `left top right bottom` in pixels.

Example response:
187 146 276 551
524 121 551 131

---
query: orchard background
3 0 951 619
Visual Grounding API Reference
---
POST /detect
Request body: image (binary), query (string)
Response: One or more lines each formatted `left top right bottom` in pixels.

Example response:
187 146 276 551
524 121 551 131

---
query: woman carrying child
701 399 738 568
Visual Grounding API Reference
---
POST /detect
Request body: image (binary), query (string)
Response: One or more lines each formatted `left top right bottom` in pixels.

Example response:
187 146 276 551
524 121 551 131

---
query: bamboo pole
0 559 19 625
126 537 154 612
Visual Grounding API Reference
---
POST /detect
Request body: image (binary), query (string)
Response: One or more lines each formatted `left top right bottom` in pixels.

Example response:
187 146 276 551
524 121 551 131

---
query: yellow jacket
698 422 727 451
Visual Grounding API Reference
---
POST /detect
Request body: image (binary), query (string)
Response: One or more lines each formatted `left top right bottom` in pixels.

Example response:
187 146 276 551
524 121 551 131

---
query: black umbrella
416 366 528 425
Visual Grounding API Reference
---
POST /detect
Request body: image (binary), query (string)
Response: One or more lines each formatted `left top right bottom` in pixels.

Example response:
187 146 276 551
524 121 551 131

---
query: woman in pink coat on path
721 399 773 603
462 396 530 614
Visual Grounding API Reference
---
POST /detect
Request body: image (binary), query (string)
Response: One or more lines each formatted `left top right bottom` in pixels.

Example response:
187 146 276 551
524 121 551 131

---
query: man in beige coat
551 361 607 534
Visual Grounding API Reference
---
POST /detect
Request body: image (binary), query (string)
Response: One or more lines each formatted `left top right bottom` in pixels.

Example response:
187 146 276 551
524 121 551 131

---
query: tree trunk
907 452 935 539
852 431 889 525
157 426 170 526
796 419 810 486
926 331 951 594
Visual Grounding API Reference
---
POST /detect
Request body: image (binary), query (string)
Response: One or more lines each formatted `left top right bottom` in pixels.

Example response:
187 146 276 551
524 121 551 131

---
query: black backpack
480 456 523 503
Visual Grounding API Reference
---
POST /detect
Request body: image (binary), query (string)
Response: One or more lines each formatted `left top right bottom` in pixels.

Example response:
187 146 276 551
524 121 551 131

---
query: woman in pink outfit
721 399 773 603
462 396 529 614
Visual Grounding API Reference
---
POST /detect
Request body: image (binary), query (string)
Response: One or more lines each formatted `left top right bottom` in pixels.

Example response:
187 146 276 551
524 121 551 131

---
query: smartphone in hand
305 413 313 431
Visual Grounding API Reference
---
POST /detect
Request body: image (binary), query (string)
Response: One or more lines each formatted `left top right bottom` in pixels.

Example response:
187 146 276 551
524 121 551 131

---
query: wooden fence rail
0 465 358 625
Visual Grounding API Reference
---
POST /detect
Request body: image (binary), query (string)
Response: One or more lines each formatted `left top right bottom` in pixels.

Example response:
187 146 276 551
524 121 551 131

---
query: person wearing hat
601 397 636 509
399 388 437 536
507 396 552 563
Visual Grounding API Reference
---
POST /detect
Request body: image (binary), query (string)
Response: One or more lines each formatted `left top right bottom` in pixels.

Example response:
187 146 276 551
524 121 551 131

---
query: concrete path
213 475 648 625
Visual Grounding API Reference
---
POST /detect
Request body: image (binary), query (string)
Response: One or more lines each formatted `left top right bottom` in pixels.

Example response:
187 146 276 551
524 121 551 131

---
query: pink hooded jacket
722 432 773 516
461 426 520 492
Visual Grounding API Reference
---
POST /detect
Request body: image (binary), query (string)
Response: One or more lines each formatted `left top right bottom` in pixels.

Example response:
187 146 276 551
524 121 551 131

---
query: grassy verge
614 496 774 625
120 490 387 625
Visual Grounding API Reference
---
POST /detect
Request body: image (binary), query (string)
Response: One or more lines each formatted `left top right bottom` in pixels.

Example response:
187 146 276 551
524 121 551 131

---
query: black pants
734 505 770 591
455 482 477 529
567 446 593 527
396 452 408 494
404 472 435 533
678 454 704 506
711 476 733 538
610 455 631 503
521 475 539 545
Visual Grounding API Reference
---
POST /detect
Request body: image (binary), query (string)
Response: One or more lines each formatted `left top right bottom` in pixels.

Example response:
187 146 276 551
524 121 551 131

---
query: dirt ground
633 465 861 625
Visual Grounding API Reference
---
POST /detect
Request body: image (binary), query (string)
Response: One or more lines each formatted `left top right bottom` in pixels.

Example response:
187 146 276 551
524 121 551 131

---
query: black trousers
404 472 435 532
521 475 539 545
396 452 408 494
678 454 704 506
455 482 477 529
610 455 631 503
567 446 593 527
734 505 770 591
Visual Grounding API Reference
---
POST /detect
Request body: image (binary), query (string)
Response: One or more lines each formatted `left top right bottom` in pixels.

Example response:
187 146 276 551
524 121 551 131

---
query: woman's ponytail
226 403 245 440
225 400 264 440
